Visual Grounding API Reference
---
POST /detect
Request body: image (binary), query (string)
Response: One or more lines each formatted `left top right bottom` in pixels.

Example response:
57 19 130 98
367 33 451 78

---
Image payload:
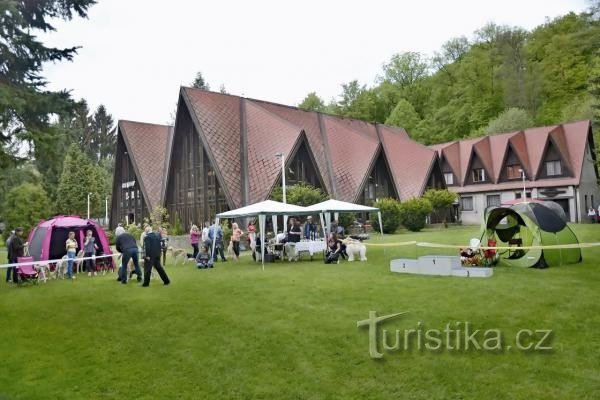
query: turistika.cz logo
357 311 553 359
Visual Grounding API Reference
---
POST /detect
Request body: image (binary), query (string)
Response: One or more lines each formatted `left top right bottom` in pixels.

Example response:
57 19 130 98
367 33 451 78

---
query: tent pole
259 214 266 270
211 217 219 261
378 211 383 236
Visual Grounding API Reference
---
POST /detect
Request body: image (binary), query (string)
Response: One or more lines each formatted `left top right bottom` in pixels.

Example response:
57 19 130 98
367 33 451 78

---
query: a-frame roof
429 120 594 192
117 120 172 211
378 125 439 200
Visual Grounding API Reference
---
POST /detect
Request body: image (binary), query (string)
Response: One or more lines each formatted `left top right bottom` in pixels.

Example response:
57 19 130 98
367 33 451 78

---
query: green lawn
1 225 599 399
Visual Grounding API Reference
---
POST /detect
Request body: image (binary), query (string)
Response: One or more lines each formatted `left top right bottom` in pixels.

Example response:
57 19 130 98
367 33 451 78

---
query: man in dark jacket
142 226 170 287
6 228 24 283
115 231 142 284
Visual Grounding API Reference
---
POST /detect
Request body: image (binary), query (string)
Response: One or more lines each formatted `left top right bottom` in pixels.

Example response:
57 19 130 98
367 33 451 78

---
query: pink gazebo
27 215 113 264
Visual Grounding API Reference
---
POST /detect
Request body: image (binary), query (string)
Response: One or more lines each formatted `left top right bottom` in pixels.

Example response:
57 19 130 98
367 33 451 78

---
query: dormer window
472 168 485 182
546 160 562 176
444 172 454 185
506 164 522 179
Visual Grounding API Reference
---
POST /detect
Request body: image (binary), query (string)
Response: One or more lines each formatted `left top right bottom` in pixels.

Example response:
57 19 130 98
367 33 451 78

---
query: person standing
83 230 99 277
588 207 596 223
247 221 256 251
231 222 243 261
115 231 142 284
208 221 227 262
201 223 210 246
142 226 170 287
190 224 200 259
115 223 126 237
160 226 169 266
303 216 316 239
288 219 302 243
6 228 24 283
65 231 78 279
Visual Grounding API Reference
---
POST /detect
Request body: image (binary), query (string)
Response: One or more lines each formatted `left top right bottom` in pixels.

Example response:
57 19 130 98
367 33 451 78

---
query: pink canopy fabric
27 215 113 262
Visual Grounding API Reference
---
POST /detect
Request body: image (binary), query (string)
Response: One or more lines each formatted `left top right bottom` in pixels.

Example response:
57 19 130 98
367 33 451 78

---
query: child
196 245 213 269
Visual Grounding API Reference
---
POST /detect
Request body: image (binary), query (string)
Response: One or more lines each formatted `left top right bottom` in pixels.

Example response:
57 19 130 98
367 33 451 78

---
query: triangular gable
440 141 460 183
245 101 303 204
183 87 242 208
548 125 573 172
488 133 512 182
507 131 531 178
248 100 333 196
322 115 379 202
458 137 481 185
117 120 171 212
472 137 494 182
378 125 438 200
524 125 554 178
563 120 595 183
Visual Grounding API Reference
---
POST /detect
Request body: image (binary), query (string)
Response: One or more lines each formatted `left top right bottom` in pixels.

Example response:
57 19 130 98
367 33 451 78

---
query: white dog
342 238 368 262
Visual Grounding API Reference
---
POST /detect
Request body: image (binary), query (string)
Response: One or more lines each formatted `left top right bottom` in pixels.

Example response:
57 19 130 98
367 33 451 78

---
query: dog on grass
341 238 367 261
167 247 194 265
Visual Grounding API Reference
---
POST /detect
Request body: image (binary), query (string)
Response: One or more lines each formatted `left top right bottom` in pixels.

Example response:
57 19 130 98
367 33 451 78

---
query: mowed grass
1 225 600 399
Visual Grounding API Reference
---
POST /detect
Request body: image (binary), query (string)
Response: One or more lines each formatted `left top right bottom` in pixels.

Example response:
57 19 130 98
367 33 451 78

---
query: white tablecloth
293 240 327 255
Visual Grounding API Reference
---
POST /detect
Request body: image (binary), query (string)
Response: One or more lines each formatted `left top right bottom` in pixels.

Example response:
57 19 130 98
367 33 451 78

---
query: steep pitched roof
322 115 379 202
248 99 333 195
118 120 172 211
429 120 593 189
183 88 242 208
244 101 303 204
378 125 438 201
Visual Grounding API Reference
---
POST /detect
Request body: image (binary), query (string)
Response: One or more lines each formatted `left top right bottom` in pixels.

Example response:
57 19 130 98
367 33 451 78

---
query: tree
378 52 429 87
298 92 326 112
484 108 535 134
0 0 96 165
398 198 433 232
385 99 421 133
219 84 228 94
3 183 53 236
423 189 457 226
371 198 402 234
0 163 41 220
191 71 210 90
56 144 111 217
270 183 327 206
91 105 116 162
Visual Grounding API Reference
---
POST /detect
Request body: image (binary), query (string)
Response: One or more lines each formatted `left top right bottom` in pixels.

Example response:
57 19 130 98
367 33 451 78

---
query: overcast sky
40 0 589 126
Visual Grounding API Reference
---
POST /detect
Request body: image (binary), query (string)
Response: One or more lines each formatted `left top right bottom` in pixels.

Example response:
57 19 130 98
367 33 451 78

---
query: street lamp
518 169 526 201
87 192 92 219
275 153 286 204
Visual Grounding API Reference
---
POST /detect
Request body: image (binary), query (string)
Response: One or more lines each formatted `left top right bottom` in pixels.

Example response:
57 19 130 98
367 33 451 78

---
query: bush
271 182 327 206
398 197 433 232
105 230 116 246
337 213 356 233
126 223 143 241
371 198 402 234
172 213 183 235
423 189 457 225
3 183 53 238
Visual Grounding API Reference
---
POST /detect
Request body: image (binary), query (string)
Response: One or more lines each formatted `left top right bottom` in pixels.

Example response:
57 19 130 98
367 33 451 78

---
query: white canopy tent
215 200 312 269
304 199 383 237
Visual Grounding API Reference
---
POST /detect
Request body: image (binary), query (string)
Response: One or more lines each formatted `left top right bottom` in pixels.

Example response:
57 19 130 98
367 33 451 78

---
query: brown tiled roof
118 120 172 211
183 88 242 208
378 125 438 201
322 115 379 202
179 88 446 206
244 101 303 204
248 100 332 195
429 120 593 190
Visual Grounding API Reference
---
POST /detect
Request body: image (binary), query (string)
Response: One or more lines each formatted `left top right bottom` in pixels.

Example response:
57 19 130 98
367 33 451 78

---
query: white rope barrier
415 242 600 250
0 253 115 269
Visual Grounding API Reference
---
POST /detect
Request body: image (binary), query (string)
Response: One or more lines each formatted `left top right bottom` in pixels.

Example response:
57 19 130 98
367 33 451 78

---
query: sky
40 0 590 126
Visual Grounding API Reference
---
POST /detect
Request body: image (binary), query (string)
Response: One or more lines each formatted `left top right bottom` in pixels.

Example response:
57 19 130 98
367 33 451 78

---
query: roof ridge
119 119 172 128
323 114 379 142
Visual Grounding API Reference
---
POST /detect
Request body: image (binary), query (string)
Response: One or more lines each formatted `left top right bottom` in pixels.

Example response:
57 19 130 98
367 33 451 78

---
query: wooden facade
165 104 228 228
111 133 148 227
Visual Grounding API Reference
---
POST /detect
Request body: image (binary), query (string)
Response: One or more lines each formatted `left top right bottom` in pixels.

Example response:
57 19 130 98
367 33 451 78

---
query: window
515 192 531 199
461 196 473 211
507 164 522 179
546 160 562 176
472 168 485 182
444 172 454 185
487 195 501 207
